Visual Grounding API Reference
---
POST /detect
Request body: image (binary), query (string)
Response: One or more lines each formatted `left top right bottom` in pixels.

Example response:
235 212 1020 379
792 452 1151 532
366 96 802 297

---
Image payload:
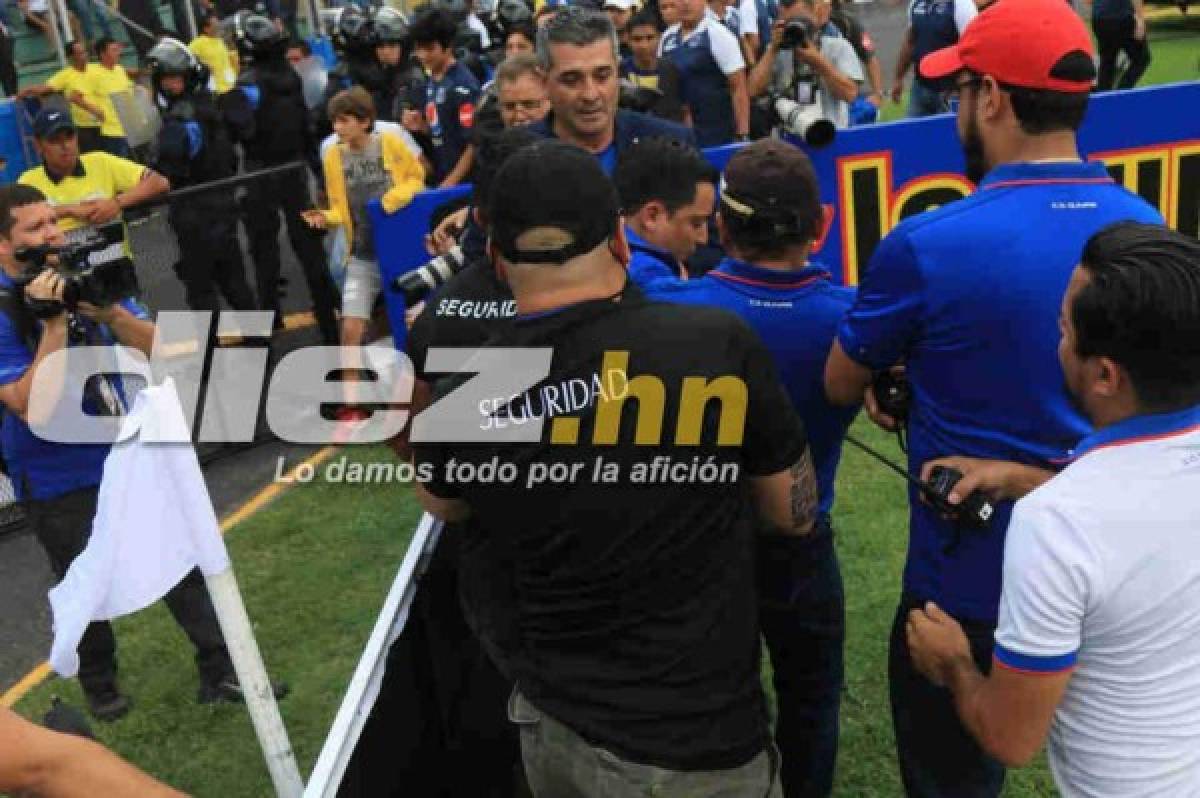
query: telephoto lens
391 246 468 305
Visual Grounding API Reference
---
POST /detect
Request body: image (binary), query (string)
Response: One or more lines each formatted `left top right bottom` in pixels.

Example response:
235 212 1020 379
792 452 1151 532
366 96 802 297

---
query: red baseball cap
920 0 1096 92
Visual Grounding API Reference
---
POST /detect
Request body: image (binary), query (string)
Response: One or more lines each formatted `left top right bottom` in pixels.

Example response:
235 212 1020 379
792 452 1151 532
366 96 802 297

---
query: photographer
402 7 482 188
0 184 239 722
613 137 716 285
822 0 1163 793
908 223 1200 795
147 39 257 316
646 139 858 797
746 0 861 131
414 139 817 796
18 110 169 248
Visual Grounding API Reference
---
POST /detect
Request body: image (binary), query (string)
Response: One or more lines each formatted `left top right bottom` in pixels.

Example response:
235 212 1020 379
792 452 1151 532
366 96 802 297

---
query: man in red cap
824 0 1163 794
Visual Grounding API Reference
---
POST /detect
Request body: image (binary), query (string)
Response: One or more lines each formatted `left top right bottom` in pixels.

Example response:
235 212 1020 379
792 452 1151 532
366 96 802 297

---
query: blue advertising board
371 81 1200 349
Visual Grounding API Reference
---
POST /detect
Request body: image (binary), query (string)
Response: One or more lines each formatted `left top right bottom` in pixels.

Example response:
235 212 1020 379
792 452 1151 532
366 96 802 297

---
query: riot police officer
226 10 339 343
320 5 424 137
147 38 257 316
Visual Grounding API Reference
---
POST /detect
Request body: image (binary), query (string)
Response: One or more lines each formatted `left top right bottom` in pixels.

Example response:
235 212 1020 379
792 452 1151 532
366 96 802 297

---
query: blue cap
32 108 75 139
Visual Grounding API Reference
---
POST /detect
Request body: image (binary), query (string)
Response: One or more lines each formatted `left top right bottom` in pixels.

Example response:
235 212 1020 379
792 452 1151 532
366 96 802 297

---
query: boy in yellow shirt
302 87 424 419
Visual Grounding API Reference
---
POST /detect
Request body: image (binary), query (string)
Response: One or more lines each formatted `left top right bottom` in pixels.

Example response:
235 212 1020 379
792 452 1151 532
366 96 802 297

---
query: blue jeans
907 81 945 118
757 518 844 798
888 597 1005 797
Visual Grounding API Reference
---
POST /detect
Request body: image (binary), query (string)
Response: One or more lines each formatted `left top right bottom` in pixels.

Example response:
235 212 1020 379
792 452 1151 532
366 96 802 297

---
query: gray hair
535 6 620 71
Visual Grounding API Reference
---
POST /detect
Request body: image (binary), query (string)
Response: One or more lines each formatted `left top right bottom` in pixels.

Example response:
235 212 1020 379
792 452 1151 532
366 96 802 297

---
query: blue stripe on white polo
993 643 1078 674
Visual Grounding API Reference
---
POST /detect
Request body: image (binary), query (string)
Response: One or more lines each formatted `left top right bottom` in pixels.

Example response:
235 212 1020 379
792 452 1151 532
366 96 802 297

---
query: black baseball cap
720 139 821 237
487 140 619 265
33 108 76 139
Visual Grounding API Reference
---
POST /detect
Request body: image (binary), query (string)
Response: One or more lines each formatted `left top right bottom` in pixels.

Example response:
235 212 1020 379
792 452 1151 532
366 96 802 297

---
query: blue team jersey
661 19 738 148
420 61 481 183
625 226 683 287
0 270 151 501
837 160 1164 620
645 257 859 514
909 0 962 88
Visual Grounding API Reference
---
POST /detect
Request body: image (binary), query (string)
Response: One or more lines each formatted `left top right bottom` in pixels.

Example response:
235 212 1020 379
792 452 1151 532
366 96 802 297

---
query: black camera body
618 80 665 114
14 223 138 317
780 17 816 49
872 369 911 424
925 465 995 529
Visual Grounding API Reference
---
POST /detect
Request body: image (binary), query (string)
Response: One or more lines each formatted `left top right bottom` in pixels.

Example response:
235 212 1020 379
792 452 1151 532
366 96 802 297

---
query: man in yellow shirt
18 40 108 152
189 12 238 94
85 37 143 157
18 109 169 248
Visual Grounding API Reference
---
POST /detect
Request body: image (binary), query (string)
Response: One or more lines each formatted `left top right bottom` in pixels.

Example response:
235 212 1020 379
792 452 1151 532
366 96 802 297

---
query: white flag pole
304 513 442 798
205 567 305 798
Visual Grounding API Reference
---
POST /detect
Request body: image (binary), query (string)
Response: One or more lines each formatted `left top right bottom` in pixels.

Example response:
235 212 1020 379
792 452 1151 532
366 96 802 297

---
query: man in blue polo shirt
0 184 241 723
648 139 856 797
529 6 695 174
824 0 1163 794
613 137 716 286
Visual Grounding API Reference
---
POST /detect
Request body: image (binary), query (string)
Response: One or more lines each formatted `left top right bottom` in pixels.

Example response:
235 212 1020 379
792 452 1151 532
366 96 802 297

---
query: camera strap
787 50 819 106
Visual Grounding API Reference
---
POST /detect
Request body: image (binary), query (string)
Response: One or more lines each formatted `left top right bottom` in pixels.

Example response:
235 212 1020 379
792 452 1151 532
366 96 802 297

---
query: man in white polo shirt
906 221 1200 796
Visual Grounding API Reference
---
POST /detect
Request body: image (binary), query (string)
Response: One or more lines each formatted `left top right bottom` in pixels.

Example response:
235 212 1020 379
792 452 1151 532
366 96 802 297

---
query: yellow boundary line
0 444 340 709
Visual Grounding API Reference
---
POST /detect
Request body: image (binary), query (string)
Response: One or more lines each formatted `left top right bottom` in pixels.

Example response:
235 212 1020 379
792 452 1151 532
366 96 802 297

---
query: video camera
13 223 138 317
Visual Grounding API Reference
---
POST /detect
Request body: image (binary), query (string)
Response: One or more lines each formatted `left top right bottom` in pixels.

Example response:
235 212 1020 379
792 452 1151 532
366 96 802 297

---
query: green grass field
14 427 1060 797
9 23 1197 796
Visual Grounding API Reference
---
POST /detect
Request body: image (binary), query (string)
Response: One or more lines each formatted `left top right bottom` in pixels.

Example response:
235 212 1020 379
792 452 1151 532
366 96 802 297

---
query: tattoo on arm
789 448 818 534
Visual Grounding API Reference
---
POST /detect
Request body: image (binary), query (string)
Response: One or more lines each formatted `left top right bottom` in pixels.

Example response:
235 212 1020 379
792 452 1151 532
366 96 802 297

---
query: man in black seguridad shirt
412 139 819 794
348 127 544 798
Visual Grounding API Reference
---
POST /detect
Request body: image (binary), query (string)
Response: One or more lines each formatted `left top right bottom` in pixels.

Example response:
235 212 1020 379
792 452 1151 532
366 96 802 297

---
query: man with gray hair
528 5 695 174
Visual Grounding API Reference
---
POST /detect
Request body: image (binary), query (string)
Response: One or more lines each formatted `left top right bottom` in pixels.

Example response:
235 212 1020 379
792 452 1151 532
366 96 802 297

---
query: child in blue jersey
403 7 481 187
619 11 687 122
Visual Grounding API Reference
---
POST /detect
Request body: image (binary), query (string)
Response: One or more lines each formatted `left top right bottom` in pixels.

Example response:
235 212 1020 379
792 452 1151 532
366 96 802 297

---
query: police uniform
417 60 481 184
155 87 256 315
318 56 426 139
226 55 340 343
647 255 857 795
660 12 746 147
